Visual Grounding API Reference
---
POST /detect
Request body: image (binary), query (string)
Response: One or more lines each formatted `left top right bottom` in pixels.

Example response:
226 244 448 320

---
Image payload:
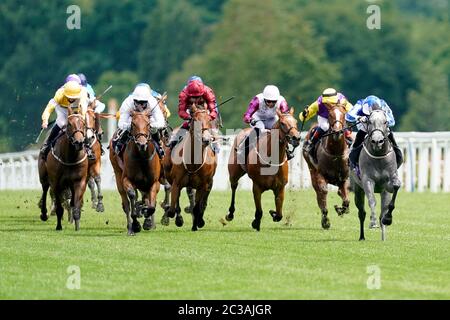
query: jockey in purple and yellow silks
299 88 353 157
40 80 92 160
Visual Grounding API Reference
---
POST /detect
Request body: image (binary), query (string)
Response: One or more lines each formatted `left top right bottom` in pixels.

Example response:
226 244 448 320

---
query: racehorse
85 107 104 212
38 107 89 231
109 109 161 235
162 103 217 231
303 103 350 229
350 109 401 241
226 108 300 231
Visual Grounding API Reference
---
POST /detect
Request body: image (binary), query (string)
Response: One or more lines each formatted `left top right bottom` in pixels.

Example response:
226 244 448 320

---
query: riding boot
388 131 403 167
97 131 105 156
244 127 260 160
114 129 130 155
151 131 165 158
286 144 295 160
305 127 324 162
40 125 61 160
349 130 366 168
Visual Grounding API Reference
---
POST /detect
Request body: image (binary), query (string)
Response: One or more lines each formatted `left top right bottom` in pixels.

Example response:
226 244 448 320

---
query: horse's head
190 103 212 146
326 103 346 141
85 107 96 146
66 107 86 151
130 109 151 152
276 108 301 147
367 109 388 152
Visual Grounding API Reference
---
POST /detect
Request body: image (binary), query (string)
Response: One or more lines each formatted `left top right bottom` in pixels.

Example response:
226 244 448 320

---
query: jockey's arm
381 101 396 127
178 94 191 120
345 101 361 123
299 101 318 122
343 99 353 112
243 96 259 123
117 97 133 131
41 99 57 126
279 99 289 113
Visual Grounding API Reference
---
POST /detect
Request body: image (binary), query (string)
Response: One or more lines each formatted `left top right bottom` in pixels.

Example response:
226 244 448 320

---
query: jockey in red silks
167 79 218 150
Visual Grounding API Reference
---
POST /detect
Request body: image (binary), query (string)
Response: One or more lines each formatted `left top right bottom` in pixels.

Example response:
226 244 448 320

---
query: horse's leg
354 183 366 241
184 187 196 214
197 181 213 229
269 187 284 222
119 187 133 236
143 182 159 231
226 165 245 222
72 180 86 231
191 188 203 231
380 190 391 241
55 193 64 231
167 181 181 219
160 181 171 226
335 179 350 216
39 182 50 222
251 184 263 231
311 171 330 229
175 190 183 227
87 177 97 209
94 174 104 213
382 175 401 226
362 179 378 229
49 188 56 216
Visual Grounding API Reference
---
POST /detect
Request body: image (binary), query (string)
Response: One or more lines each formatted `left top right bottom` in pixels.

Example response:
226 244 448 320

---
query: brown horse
226 108 301 231
162 104 217 231
85 107 104 212
109 109 161 235
303 103 350 229
38 107 89 231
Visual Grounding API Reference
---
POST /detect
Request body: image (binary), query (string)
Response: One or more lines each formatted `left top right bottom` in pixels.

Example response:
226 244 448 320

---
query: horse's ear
276 108 282 117
68 106 73 115
290 107 294 115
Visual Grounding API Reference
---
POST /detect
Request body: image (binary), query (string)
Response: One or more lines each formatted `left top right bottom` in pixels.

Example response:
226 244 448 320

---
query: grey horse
350 110 401 241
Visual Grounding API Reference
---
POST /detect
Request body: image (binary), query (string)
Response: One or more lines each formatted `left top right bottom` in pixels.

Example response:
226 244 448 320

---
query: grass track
0 189 449 299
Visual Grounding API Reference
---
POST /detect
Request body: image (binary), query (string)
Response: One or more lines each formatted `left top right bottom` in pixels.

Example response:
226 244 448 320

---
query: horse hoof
96 203 104 213
197 218 205 229
91 202 97 209
225 213 234 221
321 217 330 229
381 216 392 226
251 219 260 231
40 214 48 222
184 206 192 214
175 215 184 227
56 225 62 231
166 209 175 219
191 226 198 232
161 215 170 226
269 210 282 222
127 230 135 236
359 237 365 241
74 220 80 231
369 220 379 229
143 218 154 231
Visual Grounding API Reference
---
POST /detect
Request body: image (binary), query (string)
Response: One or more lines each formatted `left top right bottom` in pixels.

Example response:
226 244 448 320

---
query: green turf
0 188 448 299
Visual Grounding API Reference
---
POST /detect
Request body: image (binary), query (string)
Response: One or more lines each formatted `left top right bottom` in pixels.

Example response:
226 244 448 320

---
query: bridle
66 114 86 145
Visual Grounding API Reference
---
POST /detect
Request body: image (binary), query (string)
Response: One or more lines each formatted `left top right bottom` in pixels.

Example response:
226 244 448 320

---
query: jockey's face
264 99 277 108
67 98 76 104
134 100 148 110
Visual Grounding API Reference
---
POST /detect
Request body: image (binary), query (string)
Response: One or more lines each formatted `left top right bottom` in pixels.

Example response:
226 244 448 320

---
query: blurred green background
0 0 449 152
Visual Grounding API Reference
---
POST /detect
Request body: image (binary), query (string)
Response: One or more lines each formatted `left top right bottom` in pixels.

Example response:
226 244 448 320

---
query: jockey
299 88 353 159
40 80 90 160
167 78 218 151
345 95 402 167
114 83 166 158
243 85 295 160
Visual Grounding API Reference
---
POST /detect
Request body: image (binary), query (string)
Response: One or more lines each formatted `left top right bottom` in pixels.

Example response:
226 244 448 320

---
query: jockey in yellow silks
40 80 93 160
299 88 353 159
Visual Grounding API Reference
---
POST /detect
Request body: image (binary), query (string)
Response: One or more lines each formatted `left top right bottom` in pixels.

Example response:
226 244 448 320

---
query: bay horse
85 107 104 212
38 107 89 231
303 103 350 230
109 109 161 235
350 109 401 241
162 104 217 231
226 108 301 231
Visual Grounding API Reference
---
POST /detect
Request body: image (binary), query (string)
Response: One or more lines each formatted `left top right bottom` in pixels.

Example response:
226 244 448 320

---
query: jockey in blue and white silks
346 95 403 167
